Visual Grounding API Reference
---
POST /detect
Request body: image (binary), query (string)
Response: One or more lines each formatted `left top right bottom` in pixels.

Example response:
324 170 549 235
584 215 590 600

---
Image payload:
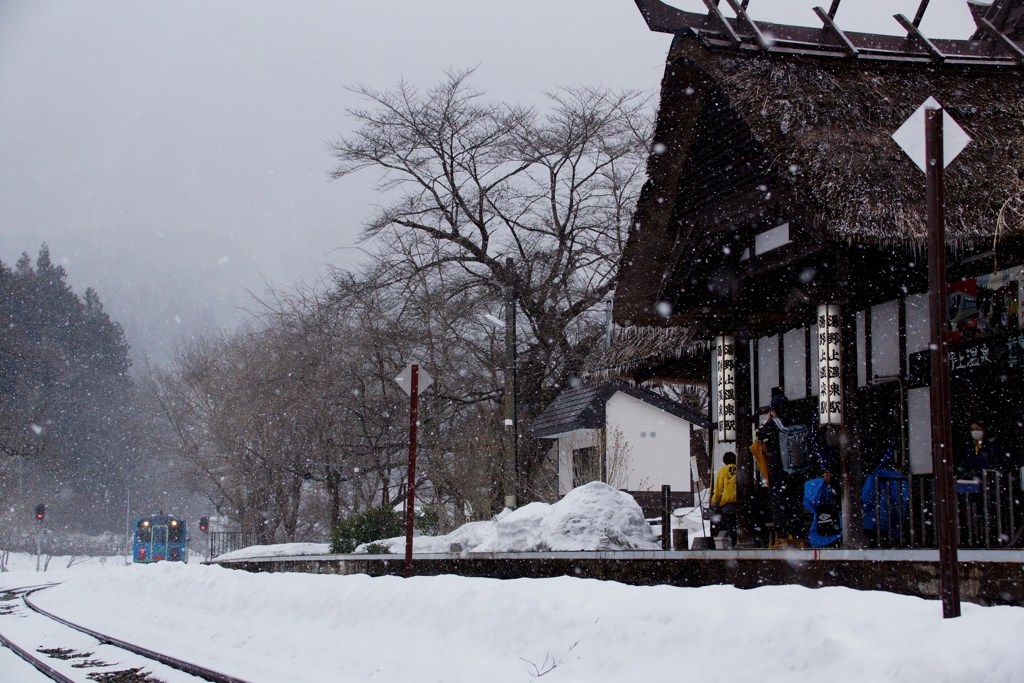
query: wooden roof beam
701 0 742 47
979 16 1024 62
633 0 699 34
911 0 931 27
723 0 772 50
989 0 1017 31
894 13 945 63
812 6 860 58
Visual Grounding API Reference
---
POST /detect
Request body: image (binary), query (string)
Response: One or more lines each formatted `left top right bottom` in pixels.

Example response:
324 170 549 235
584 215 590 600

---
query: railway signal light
199 516 209 533
35 504 45 522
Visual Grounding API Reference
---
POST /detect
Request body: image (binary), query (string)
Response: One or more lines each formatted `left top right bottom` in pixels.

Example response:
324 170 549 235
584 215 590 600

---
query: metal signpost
893 98 971 619
34 504 45 572
395 362 432 578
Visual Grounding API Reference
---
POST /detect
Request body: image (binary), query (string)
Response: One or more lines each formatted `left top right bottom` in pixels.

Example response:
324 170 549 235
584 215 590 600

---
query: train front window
136 521 151 543
152 526 167 545
168 522 184 543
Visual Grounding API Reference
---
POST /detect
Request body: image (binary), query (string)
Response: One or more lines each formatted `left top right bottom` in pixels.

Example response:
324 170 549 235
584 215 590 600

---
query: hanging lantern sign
715 335 736 442
817 305 843 425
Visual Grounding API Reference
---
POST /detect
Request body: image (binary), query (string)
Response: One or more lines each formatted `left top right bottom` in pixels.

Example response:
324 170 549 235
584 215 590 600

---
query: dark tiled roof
529 379 707 438
528 384 605 438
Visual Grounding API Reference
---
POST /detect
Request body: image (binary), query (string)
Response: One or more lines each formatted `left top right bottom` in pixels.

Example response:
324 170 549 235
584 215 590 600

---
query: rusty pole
925 107 960 618
404 364 419 578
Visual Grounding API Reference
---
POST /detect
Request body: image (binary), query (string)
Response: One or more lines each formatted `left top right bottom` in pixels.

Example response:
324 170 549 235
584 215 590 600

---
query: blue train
133 514 188 563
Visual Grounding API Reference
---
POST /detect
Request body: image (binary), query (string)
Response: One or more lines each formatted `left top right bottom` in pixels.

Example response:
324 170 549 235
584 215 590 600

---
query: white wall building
530 380 707 499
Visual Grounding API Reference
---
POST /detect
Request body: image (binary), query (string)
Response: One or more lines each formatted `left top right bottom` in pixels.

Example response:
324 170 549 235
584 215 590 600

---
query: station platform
214 548 1024 606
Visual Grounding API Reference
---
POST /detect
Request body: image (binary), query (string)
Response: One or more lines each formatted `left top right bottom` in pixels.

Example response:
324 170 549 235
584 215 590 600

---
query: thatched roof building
616 0 1024 332
610 1 1024 549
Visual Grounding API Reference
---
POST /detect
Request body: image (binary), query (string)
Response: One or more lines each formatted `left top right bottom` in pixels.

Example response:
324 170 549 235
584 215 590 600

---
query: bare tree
148 73 653 539
328 69 652 495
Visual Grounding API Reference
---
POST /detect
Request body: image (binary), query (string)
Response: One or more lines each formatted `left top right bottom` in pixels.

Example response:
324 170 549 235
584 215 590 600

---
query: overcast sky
0 0 975 365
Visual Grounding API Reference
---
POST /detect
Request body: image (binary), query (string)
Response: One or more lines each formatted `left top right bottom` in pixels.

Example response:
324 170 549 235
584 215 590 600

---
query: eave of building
633 0 1024 72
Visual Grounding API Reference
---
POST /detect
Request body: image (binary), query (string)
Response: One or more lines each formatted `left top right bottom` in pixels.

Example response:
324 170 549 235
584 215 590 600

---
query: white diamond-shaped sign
394 363 433 396
892 97 971 173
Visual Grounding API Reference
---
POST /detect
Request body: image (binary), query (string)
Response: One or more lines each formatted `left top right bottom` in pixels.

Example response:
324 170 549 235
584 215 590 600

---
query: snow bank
216 542 330 561
11 563 1024 683
356 481 659 553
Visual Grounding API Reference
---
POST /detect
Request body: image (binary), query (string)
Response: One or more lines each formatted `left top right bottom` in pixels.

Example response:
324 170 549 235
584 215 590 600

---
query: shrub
361 542 392 555
414 504 451 536
330 506 405 554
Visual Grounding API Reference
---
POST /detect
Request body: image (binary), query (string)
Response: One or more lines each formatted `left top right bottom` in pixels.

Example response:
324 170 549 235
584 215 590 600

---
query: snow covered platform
213 547 1024 606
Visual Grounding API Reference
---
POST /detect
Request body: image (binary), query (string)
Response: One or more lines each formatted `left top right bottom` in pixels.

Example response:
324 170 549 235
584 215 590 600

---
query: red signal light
34 504 45 522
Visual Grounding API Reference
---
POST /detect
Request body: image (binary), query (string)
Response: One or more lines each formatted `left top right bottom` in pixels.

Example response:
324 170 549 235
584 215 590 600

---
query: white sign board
891 97 971 173
394 363 433 396
714 335 736 442
817 304 843 426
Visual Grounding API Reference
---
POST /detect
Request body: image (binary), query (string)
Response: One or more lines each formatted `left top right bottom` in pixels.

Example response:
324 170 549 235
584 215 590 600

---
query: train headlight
170 520 177 526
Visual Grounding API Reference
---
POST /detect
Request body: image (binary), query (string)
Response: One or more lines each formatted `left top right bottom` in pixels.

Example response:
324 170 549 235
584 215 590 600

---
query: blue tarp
862 469 910 536
804 478 842 548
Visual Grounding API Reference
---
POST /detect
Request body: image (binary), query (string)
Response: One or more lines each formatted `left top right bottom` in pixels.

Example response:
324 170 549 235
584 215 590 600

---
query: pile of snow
356 482 659 554
6 562 1022 682
216 542 330 561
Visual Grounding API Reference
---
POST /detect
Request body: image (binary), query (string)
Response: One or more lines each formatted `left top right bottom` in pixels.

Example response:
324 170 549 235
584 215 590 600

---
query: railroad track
0 584 251 683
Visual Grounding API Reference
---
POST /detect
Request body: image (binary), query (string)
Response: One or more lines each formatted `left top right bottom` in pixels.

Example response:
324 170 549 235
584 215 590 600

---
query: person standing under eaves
756 391 806 548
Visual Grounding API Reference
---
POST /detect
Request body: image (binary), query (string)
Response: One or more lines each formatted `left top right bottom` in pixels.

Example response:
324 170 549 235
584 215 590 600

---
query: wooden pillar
735 336 756 547
840 306 865 547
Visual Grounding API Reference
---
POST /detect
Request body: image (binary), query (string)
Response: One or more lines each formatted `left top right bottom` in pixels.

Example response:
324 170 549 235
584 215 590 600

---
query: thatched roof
613 27 1024 329
666 36 1024 247
583 325 708 380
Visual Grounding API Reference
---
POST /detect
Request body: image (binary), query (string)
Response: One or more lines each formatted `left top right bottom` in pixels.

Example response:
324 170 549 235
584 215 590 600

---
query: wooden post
925 107 960 618
404 364 420 578
839 306 865 547
661 484 672 551
734 338 755 547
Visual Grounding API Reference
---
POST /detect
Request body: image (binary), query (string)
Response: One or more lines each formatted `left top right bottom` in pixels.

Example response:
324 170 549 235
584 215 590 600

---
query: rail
207 531 265 560
895 470 1023 549
0 584 253 683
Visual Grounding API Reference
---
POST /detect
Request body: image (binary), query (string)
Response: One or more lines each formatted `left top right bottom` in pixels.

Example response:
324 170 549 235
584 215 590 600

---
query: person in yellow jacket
710 452 737 546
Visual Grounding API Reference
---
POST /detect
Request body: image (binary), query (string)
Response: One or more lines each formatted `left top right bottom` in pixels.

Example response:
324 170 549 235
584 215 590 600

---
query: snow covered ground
1 555 1023 682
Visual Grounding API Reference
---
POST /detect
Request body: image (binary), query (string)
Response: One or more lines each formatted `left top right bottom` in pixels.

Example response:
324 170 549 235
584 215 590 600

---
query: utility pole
503 257 518 510
404 364 419 578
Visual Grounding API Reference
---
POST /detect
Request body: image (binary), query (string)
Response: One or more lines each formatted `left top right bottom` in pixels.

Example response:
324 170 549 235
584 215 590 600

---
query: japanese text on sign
715 335 736 442
817 304 843 426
